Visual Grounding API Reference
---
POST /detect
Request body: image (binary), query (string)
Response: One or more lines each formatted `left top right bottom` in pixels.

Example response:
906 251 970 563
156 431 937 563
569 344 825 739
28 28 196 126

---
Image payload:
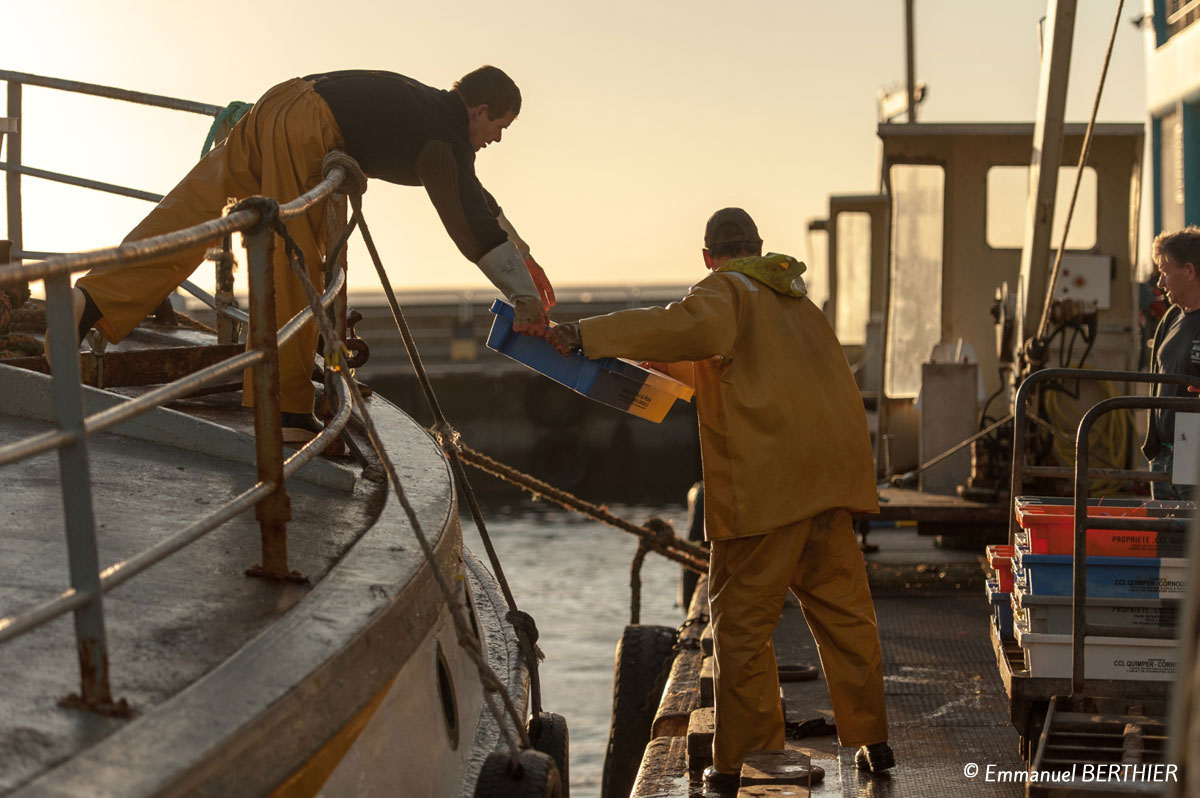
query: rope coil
322 150 369 197
228 196 281 236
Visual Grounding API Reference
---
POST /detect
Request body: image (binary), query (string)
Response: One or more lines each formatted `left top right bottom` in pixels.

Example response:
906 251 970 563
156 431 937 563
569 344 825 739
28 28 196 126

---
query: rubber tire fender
528 711 570 798
599 624 677 798
474 749 563 798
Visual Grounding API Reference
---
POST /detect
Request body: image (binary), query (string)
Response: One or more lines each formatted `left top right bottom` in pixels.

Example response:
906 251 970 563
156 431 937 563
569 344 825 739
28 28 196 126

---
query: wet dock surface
634 527 1024 797
779 529 1022 797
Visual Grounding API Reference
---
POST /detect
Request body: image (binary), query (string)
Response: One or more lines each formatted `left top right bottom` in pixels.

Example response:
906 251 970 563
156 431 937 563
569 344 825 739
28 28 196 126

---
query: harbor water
462 502 690 796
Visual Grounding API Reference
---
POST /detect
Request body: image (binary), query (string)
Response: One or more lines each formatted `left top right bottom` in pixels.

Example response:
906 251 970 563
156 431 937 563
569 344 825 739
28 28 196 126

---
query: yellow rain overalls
76 78 343 414
578 254 887 773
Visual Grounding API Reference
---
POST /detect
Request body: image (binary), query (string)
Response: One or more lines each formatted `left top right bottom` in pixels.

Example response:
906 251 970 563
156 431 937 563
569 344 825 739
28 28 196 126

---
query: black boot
855 741 896 773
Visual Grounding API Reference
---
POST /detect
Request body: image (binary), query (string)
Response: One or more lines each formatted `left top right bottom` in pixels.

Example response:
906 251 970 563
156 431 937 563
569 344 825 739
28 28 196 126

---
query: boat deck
0 366 458 795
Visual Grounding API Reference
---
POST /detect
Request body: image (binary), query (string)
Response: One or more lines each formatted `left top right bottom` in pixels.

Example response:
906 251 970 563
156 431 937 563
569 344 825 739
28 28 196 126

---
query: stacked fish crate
986 544 1016 639
1006 497 1189 681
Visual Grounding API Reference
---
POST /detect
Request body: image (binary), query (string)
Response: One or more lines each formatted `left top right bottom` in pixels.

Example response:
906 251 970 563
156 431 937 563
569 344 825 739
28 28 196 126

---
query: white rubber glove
477 241 547 337
477 240 540 303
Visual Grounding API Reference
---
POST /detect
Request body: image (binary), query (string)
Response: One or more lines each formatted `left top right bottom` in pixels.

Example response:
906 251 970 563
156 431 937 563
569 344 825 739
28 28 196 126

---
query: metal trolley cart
995 369 1197 784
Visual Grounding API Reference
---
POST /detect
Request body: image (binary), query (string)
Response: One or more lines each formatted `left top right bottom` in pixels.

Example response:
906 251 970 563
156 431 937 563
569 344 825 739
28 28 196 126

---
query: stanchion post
44 272 115 708
243 224 292 580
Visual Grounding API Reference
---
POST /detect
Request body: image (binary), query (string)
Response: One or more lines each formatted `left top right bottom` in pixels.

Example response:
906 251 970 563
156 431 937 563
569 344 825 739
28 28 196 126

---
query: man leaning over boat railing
48 65 555 443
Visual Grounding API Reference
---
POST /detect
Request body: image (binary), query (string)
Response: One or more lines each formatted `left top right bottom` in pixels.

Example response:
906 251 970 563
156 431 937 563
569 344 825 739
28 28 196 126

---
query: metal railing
1008 369 1199 693
1009 368 1200 542
0 72 357 711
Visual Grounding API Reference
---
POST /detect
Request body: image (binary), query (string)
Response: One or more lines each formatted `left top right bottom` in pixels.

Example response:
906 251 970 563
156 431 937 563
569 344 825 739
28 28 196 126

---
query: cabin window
835 212 872 346
985 165 1097 251
886 164 944 398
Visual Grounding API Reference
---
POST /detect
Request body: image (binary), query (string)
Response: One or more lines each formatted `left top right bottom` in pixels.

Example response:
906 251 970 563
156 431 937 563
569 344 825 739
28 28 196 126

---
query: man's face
467 106 517 152
1156 251 1198 308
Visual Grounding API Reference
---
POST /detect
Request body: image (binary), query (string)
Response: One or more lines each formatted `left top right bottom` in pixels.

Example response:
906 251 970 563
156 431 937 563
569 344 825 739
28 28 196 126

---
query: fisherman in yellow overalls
65 67 553 442
550 208 894 790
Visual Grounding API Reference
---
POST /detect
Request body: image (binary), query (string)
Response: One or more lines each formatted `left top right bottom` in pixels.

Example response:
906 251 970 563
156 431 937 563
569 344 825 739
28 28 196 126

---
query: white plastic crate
1013 615 1179 681
1012 580 1178 635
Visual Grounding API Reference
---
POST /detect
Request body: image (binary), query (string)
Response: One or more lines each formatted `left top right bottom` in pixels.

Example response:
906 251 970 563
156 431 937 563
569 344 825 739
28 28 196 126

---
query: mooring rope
455 444 709 574
629 542 649 625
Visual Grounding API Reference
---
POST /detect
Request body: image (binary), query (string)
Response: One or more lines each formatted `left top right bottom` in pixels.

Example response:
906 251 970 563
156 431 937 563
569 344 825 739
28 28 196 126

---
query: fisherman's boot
701 766 740 794
855 741 896 774
42 286 98 371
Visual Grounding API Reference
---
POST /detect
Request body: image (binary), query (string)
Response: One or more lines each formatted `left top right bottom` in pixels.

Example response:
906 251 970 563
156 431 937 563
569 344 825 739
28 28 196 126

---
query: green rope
200 101 253 158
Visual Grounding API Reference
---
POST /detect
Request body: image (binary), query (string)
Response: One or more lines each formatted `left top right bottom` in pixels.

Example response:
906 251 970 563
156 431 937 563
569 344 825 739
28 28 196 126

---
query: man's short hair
705 207 762 259
1153 226 1200 272
452 65 521 120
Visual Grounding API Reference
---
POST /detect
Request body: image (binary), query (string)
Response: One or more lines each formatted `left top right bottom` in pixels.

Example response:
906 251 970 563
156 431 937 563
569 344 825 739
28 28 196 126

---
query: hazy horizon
4 1 1152 310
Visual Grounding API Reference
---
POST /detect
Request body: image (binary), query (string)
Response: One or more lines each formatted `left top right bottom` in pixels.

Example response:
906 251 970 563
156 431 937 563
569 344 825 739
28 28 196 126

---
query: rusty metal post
6 80 22 262
44 271 124 712
242 224 292 580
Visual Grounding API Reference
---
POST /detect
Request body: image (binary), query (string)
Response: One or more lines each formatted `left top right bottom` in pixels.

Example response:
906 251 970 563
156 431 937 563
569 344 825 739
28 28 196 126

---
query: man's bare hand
548 322 581 356
526 255 556 311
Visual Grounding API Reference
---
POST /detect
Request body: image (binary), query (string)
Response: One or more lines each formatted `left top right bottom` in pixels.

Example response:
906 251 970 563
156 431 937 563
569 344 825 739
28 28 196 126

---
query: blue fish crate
486 300 693 423
1013 540 1188 599
986 578 1014 638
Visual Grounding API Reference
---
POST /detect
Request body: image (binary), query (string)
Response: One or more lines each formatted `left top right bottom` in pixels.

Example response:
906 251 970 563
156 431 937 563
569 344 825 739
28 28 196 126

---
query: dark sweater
305 69 506 262
1142 304 1200 458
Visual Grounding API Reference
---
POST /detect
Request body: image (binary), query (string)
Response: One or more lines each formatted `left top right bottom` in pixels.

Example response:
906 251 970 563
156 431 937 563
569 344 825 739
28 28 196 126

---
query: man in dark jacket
69 66 552 441
1143 226 1200 499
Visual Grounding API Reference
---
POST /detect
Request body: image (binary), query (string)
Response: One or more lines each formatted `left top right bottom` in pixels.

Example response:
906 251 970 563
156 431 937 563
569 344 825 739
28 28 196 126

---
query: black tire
600 624 677 798
474 749 563 798
529 711 570 798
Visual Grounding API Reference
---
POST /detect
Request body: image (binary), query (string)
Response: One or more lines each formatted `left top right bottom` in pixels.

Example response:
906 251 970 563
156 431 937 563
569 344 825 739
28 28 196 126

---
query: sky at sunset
3 1 1151 308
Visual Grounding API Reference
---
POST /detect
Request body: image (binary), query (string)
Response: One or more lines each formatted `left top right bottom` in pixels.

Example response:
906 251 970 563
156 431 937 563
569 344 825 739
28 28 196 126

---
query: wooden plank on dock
630 735 688 798
651 577 708 738
741 749 816 787
686 707 715 771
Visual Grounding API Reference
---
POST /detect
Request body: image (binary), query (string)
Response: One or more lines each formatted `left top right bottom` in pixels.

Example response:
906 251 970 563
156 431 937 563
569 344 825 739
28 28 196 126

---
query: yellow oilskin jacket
579 255 878 540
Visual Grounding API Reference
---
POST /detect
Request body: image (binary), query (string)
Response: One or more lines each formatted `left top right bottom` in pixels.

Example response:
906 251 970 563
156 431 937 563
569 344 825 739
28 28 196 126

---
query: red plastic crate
1014 498 1187 558
987 544 1014 592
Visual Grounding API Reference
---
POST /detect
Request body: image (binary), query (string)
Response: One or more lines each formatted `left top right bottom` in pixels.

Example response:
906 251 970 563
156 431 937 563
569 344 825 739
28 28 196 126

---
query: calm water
462 503 691 797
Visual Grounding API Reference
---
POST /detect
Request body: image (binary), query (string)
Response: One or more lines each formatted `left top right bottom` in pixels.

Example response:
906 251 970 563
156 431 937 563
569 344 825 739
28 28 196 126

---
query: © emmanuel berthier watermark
962 762 1179 784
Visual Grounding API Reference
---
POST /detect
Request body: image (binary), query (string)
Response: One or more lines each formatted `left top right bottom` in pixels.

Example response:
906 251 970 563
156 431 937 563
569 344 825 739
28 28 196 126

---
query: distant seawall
348 286 702 507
